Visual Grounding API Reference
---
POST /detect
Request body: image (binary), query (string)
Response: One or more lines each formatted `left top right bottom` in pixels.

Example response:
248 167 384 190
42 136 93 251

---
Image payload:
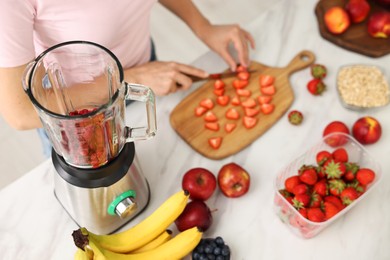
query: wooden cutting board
169 50 315 160
315 0 390 58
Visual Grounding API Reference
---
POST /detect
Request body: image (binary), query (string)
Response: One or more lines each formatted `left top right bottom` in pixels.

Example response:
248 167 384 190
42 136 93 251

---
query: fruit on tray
322 121 350 147
288 110 304 125
71 190 202 259
182 168 217 201
175 200 213 232
345 0 371 24
193 70 278 150
367 11 390 38
192 236 231 260
352 116 382 144
278 148 376 223
218 163 251 198
324 6 351 34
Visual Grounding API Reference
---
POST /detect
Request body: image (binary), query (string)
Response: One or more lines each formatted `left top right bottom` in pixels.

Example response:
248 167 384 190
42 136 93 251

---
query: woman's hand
196 23 255 72
124 61 208 96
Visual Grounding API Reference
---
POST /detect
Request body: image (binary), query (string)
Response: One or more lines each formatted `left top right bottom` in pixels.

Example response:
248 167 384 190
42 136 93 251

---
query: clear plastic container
336 64 390 111
273 133 382 239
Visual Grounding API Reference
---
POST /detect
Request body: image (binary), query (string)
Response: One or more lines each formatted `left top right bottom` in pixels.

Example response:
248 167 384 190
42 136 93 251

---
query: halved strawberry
261 85 276 96
205 122 219 131
214 79 225 89
244 107 260 117
208 137 222 149
194 106 207 117
199 98 214 109
241 97 257 108
213 88 225 96
237 71 250 81
260 103 274 114
225 108 240 120
233 79 249 89
236 89 251 97
243 116 258 129
258 95 272 105
216 95 230 106
259 74 275 87
231 96 241 106
224 123 236 133
204 111 218 122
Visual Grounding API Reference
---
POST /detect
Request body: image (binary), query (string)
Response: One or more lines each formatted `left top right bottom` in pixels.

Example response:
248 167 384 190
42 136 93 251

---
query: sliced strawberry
259 74 275 87
204 111 218 122
224 123 237 133
205 122 220 131
208 137 222 149
260 103 274 114
261 85 276 96
214 79 226 89
194 106 207 117
241 97 257 108
231 96 241 106
233 79 249 89
258 95 272 105
243 116 258 129
225 108 240 120
236 89 252 97
216 95 230 106
199 98 214 109
236 64 247 73
237 71 250 81
213 88 225 96
244 107 260 117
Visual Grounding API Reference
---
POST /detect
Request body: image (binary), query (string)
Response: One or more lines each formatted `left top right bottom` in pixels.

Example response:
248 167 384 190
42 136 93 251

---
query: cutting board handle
284 50 316 74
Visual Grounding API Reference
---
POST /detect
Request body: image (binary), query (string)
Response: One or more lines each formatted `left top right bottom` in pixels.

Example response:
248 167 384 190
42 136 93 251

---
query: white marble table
1 0 390 259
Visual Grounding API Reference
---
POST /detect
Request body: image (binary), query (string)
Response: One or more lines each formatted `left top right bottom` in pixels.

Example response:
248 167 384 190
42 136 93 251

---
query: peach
324 7 351 34
345 0 371 23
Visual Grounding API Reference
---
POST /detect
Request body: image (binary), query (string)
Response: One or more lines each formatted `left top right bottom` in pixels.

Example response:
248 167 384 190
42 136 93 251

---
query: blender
23 41 157 234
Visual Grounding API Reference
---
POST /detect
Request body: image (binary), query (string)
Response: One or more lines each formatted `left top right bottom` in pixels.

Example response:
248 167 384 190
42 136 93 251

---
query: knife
187 70 257 83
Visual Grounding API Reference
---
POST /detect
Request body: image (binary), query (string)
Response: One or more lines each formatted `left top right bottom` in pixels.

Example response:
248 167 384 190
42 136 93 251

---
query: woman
0 0 255 131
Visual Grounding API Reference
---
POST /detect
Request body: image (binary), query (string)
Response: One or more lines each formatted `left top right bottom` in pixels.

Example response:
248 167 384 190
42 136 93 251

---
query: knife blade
188 70 257 83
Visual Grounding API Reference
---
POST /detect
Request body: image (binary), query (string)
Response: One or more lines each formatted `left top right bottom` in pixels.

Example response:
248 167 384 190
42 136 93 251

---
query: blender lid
52 142 135 188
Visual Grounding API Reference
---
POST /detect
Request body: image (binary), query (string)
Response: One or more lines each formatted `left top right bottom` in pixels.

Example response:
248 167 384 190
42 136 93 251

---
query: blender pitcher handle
124 83 157 141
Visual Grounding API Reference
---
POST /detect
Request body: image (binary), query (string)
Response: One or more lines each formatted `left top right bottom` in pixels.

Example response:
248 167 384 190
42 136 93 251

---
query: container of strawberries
274 132 382 239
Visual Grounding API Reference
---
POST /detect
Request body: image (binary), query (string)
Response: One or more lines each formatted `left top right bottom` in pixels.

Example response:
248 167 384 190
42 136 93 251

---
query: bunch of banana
72 190 203 260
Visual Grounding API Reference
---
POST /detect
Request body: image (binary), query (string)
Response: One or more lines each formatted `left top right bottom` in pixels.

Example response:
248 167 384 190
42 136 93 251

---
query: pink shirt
0 0 156 68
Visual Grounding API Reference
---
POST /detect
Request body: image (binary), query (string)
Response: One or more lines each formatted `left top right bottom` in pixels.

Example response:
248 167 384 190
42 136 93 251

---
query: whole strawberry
311 64 327 79
299 165 318 185
340 187 359 205
307 79 326 95
288 110 304 125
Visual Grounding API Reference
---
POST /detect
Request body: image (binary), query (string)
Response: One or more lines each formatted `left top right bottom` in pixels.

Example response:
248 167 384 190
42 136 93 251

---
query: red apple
174 200 213 232
324 6 351 34
345 0 371 23
352 116 382 144
367 11 390 38
323 121 350 147
218 163 250 198
182 168 217 201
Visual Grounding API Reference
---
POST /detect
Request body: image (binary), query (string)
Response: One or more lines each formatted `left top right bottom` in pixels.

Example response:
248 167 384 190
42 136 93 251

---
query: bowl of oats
337 65 390 111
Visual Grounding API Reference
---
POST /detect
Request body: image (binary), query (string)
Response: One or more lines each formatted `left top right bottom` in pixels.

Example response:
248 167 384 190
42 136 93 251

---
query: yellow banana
78 190 189 253
87 226 202 260
74 248 91 260
131 229 172 253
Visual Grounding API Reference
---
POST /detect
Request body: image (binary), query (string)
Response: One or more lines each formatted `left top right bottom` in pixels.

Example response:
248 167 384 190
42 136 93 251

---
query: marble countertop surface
1 0 390 259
